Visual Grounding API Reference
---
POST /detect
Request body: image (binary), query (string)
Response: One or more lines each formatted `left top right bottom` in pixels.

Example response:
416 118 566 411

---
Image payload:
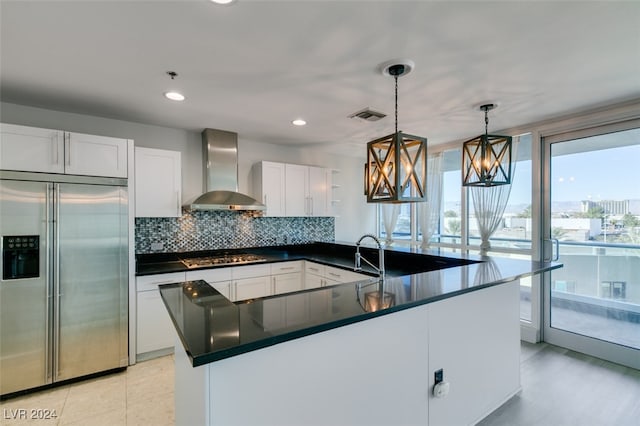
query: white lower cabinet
304 261 369 288
231 264 271 301
234 276 271 301
136 272 185 358
305 273 325 289
186 268 232 300
324 265 368 283
271 261 304 294
135 261 367 359
273 272 303 294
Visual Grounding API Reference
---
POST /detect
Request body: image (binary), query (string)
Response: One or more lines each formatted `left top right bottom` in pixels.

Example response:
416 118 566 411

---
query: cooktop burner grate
180 253 267 269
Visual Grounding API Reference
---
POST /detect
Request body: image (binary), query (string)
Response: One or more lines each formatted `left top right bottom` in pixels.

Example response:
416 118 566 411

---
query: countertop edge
160 261 560 367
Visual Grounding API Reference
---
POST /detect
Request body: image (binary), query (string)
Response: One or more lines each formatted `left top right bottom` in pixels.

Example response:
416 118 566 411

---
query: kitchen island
155 242 560 426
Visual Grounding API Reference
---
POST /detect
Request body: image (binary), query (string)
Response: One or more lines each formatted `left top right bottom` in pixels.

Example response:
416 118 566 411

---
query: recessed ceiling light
210 0 236 4
292 119 307 126
164 91 185 101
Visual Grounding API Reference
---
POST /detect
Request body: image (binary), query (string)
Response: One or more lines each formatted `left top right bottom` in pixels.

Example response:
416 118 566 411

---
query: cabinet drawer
271 261 303 275
232 264 271 279
136 272 186 292
324 265 367 283
186 267 232 283
304 261 325 276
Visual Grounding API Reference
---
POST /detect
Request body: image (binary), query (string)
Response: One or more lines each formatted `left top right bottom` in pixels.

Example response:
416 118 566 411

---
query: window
467 134 532 251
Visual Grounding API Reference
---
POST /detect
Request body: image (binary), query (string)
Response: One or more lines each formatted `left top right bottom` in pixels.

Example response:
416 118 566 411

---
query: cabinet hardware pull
52 133 59 165
328 272 340 277
64 133 70 167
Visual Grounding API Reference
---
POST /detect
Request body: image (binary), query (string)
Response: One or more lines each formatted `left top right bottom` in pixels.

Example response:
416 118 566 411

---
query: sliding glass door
542 123 640 369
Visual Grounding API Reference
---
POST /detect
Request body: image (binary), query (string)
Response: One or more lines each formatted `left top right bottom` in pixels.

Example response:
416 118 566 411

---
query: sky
551 145 640 203
442 144 640 207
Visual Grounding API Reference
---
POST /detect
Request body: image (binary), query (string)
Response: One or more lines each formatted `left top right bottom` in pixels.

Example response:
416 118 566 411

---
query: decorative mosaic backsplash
135 210 335 254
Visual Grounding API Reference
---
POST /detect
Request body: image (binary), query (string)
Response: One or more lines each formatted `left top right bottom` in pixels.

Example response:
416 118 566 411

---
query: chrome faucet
354 234 385 281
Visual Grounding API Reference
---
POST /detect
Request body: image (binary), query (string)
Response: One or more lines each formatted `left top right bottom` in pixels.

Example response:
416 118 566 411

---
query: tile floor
0 355 174 426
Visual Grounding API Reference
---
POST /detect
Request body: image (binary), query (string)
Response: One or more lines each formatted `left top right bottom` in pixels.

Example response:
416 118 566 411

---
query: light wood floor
1 342 639 425
479 341 640 426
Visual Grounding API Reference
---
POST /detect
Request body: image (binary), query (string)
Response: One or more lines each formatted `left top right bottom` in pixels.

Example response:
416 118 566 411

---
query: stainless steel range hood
185 129 265 212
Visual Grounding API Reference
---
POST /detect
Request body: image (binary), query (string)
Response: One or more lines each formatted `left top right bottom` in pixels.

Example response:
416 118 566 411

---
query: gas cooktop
180 253 267 269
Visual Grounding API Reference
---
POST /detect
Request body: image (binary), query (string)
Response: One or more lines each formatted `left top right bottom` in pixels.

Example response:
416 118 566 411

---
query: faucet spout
354 234 385 281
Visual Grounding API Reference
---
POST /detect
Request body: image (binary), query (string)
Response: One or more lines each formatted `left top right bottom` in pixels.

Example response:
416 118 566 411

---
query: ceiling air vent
348 108 387 122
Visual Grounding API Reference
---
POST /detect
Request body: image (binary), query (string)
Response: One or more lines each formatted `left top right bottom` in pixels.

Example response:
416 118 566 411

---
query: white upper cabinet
0 123 64 173
252 161 285 217
65 132 128 178
135 147 181 217
286 164 331 217
284 163 308 216
307 166 330 216
253 160 332 217
0 123 129 178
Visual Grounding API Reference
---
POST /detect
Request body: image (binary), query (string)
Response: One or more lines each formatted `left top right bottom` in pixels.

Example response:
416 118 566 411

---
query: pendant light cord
394 75 399 134
484 107 489 135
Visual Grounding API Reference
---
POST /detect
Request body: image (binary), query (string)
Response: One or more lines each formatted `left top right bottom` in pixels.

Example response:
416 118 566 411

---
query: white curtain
381 204 400 245
418 153 444 249
470 136 520 255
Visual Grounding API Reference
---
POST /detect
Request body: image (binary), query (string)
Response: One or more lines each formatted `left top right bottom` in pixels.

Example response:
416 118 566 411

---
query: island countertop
157 242 561 367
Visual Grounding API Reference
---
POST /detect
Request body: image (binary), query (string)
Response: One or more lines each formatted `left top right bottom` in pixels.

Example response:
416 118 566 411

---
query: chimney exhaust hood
185 129 266 212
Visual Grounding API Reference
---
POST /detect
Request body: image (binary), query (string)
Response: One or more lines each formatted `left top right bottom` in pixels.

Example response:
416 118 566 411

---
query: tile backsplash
135 210 335 254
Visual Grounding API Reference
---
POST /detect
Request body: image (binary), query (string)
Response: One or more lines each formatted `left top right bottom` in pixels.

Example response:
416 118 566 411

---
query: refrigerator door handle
45 183 53 382
53 183 62 380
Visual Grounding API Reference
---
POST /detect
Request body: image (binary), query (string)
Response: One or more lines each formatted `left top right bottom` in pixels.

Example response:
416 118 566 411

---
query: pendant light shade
462 104 512 187
364 61 428 203
365 132 427 202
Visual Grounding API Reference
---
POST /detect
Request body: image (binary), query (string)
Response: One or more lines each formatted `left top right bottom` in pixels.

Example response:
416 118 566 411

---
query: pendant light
364 60 427 203
462 103 512 187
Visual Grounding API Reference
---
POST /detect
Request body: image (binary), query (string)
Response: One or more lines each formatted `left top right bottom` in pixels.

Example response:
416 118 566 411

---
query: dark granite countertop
156 242 562 367
137 241 478 277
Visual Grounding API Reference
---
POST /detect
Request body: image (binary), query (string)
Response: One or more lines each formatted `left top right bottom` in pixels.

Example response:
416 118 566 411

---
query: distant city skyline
442 144 639 208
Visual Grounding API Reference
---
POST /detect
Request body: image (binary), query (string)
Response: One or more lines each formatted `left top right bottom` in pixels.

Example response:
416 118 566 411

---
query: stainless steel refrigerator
0 172 128 396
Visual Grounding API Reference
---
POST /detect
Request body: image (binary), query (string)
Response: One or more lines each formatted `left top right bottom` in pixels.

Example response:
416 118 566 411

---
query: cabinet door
136 272 185 356
66 132 128 178
273 272 303 295
257 161 286 217
284 163 308 216
305 273 324 289
308 166 330 216
0 123 64 173
136 290 176 354
234 276 271 301
135 147 182 217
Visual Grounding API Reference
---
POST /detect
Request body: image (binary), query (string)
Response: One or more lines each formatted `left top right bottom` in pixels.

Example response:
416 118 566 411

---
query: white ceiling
1 0 639 155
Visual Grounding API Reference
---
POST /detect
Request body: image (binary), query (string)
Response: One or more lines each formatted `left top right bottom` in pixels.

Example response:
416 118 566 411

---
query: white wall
0 101 376 242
